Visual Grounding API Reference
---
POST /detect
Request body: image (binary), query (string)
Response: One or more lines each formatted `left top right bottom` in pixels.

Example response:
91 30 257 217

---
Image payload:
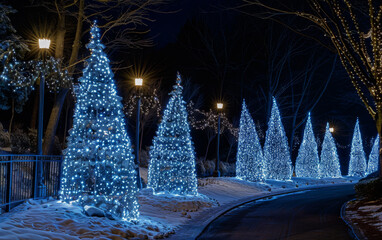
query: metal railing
0 155 62 212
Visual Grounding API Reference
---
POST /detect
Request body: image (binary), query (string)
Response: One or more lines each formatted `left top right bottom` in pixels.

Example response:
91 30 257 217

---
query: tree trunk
8 99 14 134
68 0 84 74
204 136 214 162
62 96 70 143
225 142 233 162
377 110 382 177
42 88 69 155
54 0 66 59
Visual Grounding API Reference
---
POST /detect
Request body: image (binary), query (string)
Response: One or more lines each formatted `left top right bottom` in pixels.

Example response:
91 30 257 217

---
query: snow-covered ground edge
345 198 382 240
0 172 358 240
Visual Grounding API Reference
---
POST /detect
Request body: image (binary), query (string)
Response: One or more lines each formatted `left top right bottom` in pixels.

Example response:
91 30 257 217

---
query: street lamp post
37 38 50 198
329 127 334 133
213 103 223 177
135 78 143 189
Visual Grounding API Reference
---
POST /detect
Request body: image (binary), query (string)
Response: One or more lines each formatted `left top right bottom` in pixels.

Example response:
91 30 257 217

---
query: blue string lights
366 136 379 175
295 113 319 178
148 72 198 196
263 97 292 180
236 100 265 182
59 22 139 221
319 123 342 178
348 119 367 177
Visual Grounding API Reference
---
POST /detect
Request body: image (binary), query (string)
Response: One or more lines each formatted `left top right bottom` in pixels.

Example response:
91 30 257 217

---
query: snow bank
0 198 174 240
197 176 357 205
139 188 216 226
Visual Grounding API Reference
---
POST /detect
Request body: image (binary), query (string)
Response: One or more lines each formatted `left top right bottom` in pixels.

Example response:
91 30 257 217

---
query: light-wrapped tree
148 72 197 195
348 119 367 177
367 136 379 175
60 22 139 221
236 100 265 182
319 123 342 178
295 113 319 178
263 97 292 180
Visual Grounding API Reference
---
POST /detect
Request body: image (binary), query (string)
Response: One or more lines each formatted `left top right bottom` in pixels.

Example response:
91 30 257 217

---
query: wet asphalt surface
197 184 356 240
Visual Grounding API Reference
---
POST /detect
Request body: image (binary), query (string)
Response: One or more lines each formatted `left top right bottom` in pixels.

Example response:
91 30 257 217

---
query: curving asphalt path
197 184 356 240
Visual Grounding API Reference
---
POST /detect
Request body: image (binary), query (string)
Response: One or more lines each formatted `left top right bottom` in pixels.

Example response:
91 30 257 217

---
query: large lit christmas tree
367 136 379 175
263 97 292 180
148 72 198 195
236 100 265 182
348 119 367 177
295 113 319 178
60 22 139 221
319 123 342 178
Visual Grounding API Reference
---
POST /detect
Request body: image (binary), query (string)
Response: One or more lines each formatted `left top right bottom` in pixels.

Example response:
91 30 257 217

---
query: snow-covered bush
195 158 235 177
195 157 206 177
27 128 37 153
220 161 235 176
204 160 215 176
139 147 150 168
355 177 382 200
0 122 10 147
10 128 30 153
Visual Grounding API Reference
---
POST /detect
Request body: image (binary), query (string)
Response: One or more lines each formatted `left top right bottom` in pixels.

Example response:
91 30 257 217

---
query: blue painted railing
0 155 62 212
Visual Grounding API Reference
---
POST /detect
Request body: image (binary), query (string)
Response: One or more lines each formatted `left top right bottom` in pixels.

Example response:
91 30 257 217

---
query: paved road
197 184 356 240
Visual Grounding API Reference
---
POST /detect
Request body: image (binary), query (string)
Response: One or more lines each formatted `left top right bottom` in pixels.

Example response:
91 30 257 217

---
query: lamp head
135 78 143 86
38 38 51 49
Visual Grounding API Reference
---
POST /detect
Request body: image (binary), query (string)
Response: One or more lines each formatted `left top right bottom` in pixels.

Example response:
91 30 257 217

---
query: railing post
34 156 38 199
6 156 13 212
37 155 46 198
57 156 63 197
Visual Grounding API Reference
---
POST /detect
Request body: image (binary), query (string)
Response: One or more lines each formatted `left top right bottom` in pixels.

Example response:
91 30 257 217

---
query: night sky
2 0 377 173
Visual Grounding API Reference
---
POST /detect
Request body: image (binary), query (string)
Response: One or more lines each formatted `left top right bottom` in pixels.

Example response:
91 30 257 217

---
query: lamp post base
38 184 46 198
213 170 220 177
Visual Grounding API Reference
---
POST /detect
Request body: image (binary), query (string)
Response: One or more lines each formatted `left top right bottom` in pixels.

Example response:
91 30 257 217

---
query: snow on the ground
139 188 216 226
197 176 357 205
346 198 382 238
0 198 174 240
0 173 358 240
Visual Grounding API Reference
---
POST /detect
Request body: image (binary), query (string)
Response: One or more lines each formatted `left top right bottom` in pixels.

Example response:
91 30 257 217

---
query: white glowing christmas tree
348 119 367 177
263 97 292 180
295 113 319 178
319 123 342 178
60 22 139 221
366 136 379 175
148 72 198 195
236 100 265 182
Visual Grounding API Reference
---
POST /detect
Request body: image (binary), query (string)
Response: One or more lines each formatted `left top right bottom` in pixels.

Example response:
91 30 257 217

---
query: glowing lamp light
135 78 143 86
38 38 51 49
217 103 223 110
329 127 334 133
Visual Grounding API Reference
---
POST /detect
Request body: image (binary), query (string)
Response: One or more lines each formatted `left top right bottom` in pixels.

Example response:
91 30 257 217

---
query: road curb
168 183 354 240
340 199 367 240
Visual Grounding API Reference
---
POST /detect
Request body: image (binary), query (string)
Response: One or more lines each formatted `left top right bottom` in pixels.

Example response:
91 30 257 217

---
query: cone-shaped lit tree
148 72 198 195
367 136 379 175
236 100 265 182
348 119 367 177
295 113 319 178
60 22 139 221
319 123 342 178
263 97 292 180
